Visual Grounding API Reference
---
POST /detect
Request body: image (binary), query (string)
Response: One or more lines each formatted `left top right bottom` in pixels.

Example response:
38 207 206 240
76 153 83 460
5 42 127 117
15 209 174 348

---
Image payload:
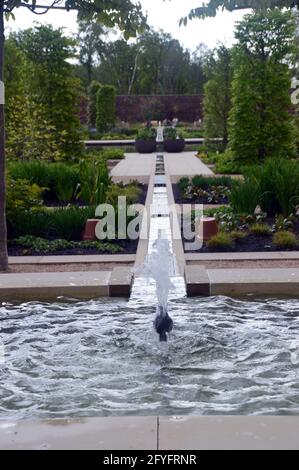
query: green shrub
164 127 183 140
207 232 234 248
88 81 102 128
8 207 95 241
231 230 247 241
229 180 261 215
274 215 295 232
246 158 299 216
273 231 298 248
250 223 272 236
214 152 242 175
6 177 44 218
96 85 116 133
136 127 156 141
8 161 80 202
192 175 233 190
12 236 124 254
98 148 125 160
77 158 111 206
107 184 141 207
178 177 190 193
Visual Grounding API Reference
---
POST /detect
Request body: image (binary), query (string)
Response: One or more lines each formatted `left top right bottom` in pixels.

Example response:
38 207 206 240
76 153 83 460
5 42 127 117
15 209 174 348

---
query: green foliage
214 207 240 232
164 127 182 140
231 230 247 241
229 180 261 215
207 232 233 248
88 81 102 128
246 158 299 216
8 161 80 203
107 183 141 206
6 177 44 219
274 215 295 232
12 236 124 255
96 85 116 133
191 175 233 189
77 159 111 205
229 10 297 164
273 231 298 248
8 207 95 241
250 223 272 236
214 152 242 174
178 177 190 193
203 45 232 147
136 127 156 140
96 148 125 160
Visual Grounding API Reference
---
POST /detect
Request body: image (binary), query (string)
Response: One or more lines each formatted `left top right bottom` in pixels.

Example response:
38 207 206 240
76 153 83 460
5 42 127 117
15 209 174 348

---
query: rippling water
0 296 298 419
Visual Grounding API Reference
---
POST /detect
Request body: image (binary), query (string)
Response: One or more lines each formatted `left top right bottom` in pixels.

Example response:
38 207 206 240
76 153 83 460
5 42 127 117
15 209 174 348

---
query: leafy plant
214 207 240 232
229 179 261 215
136 127 156 141
77 158 111 206
274 215 295 232
231 230 247 241
273 231 298 249
6 177 45 218
12 236 124 255
164 127 182 140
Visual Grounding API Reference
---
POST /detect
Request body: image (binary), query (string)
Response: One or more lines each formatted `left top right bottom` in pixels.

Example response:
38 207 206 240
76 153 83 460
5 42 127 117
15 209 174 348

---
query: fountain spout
154 305 173 342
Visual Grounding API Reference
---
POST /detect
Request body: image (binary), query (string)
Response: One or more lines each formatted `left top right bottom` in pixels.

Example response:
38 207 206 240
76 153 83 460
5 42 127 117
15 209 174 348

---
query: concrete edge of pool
0 416 298 450
1 267 299 299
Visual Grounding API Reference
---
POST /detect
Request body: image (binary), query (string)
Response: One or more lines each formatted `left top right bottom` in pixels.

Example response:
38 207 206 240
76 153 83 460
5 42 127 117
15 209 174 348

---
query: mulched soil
183 220 299 253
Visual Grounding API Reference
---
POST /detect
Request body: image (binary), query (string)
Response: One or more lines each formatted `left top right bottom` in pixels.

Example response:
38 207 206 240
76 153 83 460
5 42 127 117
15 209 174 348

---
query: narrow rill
129 155 186 341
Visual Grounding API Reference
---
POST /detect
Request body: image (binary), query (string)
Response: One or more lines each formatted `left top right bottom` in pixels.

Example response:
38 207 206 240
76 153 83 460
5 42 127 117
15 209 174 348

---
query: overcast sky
5 0 248 51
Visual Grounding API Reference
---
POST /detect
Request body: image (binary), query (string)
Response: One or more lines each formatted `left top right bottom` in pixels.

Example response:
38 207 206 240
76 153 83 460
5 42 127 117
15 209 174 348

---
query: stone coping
185 265 299 297
0 267 133 300
185 251 299 261
9 254 136 265
0 416 298 450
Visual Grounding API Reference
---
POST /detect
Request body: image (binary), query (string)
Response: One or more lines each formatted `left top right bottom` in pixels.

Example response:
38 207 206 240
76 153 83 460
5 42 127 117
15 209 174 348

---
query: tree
77 19 108 86
17 24 83 159
88 80 102 129
0 0 146 272
179 1 299 23
96 84 116 132
203 45 232 147
229 9 297 163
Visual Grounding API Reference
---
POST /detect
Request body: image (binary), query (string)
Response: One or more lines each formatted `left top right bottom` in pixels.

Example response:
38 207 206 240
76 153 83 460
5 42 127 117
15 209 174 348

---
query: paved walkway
111 152 213 183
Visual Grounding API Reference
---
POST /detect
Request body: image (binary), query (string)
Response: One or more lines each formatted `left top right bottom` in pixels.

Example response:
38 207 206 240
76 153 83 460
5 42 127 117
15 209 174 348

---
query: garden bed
182 216 299 253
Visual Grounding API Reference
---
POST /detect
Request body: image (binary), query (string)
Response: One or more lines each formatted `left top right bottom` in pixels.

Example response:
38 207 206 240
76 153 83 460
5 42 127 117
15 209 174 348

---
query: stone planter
135 139 157 153
163 139 185 153
198 217 219 241
82 219 100 241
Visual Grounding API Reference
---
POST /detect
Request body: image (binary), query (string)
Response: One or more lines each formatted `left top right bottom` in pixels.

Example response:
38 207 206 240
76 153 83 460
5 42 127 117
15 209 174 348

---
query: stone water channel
129 154 186 310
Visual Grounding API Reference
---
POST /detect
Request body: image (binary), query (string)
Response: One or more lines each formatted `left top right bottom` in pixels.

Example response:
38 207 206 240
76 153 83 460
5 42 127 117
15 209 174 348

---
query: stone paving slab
9 254 136 265
159 416 299 450
0 417 157 450
165 152 214 179
208 268 299 296
111 153 154 182
0 271 111 299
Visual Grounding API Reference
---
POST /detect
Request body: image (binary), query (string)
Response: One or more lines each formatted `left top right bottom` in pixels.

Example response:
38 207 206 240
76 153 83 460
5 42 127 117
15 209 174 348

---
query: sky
5 0 248 51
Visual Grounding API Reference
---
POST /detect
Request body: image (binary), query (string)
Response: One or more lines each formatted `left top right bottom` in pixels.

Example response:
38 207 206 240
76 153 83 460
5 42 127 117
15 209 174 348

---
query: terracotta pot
198 217 219 241
163 139 185 153
82 219 100 241
135 139 157 153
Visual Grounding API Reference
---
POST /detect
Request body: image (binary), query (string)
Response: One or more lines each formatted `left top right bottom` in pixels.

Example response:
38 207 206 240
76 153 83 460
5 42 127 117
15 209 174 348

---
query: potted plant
135 127 157 153
163 127 185 153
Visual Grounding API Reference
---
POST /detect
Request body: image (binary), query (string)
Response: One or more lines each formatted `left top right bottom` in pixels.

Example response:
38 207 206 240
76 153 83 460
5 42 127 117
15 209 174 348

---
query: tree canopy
4 1 146 38
178 0 299 23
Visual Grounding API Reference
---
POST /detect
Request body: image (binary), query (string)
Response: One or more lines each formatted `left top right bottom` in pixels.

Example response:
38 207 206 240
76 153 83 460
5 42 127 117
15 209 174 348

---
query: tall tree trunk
0 0 8 272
